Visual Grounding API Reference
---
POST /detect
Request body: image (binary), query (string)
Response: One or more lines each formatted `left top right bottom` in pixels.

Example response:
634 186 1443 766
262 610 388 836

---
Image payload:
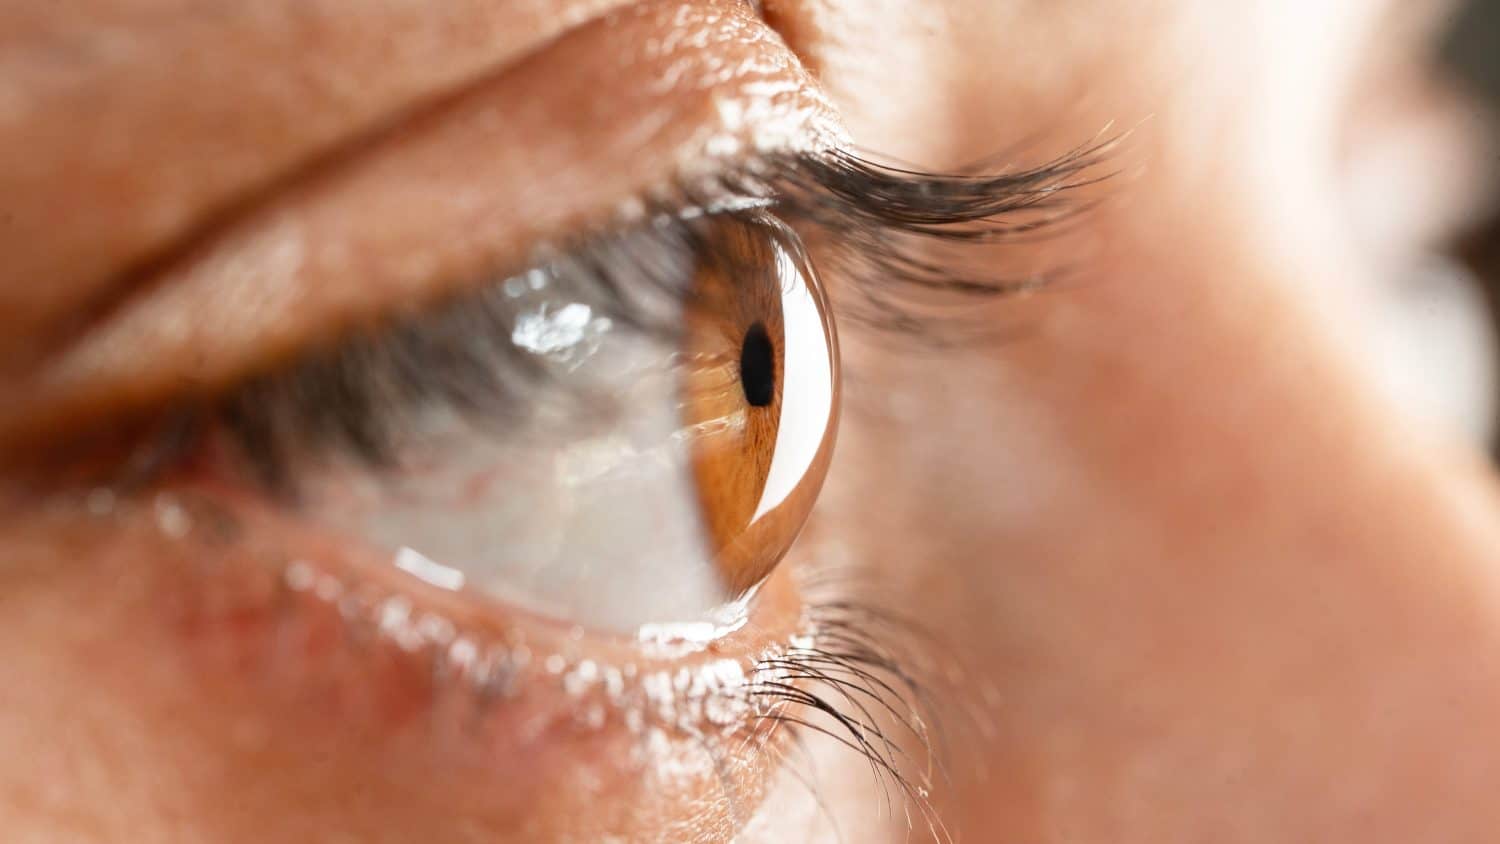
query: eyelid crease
0 0 650 371
0 0 843 451
36 0 641 368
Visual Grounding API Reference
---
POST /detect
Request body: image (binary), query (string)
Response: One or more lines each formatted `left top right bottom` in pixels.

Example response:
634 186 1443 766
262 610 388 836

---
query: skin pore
2 0 1499 842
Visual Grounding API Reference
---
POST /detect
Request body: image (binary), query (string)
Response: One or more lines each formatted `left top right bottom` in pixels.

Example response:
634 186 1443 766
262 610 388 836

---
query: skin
1 0 1497 841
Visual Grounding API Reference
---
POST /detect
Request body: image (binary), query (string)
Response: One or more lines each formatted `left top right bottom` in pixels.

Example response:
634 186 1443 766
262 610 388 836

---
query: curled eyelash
714 134 1117 337
72 140 1096 839
740 605 954 843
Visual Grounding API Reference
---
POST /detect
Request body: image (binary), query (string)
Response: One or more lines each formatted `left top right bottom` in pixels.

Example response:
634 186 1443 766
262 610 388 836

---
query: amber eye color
681 216 840 597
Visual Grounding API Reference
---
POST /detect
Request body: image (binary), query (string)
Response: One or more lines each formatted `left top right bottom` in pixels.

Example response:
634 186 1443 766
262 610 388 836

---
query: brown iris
679 215 840 596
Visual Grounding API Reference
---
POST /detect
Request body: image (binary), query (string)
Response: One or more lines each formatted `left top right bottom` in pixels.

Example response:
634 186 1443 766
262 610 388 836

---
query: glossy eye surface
681 217 839 598
286 214 839 633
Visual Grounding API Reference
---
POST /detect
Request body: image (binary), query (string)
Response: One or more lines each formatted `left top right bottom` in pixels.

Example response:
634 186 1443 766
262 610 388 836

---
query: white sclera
303 226 831 635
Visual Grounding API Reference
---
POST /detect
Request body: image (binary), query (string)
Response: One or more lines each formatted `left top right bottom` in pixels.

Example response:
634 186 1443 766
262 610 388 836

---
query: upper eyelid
0 131 1114 479
0 138 1113 494
0 0 842 451
0 0 647 369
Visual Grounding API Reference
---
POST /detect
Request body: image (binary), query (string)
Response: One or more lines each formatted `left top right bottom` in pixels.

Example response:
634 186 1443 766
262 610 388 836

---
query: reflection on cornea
394 545 467 591
511 301 613 366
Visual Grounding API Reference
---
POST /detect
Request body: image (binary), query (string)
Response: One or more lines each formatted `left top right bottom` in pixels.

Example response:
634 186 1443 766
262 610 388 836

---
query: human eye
126 209 838 635
2 145 1104 841
0 2 1109 840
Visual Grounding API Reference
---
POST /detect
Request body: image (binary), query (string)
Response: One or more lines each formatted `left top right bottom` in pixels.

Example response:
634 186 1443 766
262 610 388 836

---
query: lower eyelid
0 494 803 837
50 483 808 751
7 474 948 839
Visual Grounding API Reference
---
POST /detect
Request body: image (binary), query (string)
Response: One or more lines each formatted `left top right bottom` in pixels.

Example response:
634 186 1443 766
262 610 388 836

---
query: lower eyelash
744 564 963 844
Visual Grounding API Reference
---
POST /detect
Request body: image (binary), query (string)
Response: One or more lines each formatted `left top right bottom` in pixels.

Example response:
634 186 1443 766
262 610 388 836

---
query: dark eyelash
135 140 1111 492
744 603 953 843
727 560 979 844
729 137 1115 336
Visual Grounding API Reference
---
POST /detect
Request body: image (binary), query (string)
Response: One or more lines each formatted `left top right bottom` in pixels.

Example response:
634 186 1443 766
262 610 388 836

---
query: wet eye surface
181 213 838 635
681 217 839 599
739 323 776 408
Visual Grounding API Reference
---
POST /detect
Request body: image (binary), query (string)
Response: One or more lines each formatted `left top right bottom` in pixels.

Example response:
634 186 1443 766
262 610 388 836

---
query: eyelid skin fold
0 0 844 449
0 0 642 368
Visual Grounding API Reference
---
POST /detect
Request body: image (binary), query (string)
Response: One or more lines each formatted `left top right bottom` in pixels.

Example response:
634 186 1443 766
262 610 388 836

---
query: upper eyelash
128 141 1112 492
721 137 1116 335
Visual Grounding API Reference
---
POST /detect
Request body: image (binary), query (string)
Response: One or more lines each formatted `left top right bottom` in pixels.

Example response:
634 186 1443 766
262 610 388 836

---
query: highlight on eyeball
301 215 840 634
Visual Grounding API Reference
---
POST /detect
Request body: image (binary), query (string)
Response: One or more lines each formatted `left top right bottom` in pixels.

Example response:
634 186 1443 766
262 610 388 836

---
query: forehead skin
2 0 1500 842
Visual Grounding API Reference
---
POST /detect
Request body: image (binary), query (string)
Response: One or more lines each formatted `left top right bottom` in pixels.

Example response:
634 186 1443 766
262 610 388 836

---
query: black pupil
739 322 775 408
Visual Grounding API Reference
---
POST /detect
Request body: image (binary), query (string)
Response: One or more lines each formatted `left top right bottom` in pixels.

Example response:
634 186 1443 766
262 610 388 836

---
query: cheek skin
766 0 1500 841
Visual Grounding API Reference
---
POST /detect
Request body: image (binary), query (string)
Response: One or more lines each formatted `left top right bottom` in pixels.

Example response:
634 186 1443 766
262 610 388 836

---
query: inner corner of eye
293 215 839 635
